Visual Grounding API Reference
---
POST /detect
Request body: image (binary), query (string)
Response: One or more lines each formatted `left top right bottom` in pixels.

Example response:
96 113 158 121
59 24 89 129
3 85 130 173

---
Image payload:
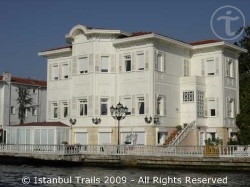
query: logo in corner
210 5 245 40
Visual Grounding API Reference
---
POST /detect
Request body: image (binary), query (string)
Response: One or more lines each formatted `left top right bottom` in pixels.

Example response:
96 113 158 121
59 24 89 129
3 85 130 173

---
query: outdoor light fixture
144 116 152 124
154 115 160 125
110 102 128 145
92 117 101 125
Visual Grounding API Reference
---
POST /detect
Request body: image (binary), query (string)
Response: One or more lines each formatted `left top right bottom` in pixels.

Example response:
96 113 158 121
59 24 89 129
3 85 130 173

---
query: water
0 164 249 187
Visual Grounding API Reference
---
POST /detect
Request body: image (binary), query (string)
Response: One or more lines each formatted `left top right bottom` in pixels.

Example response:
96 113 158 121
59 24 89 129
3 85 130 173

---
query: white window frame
52 103 58 119
225 58 235 78
62 63 69 79
101 56 109 73
183 59 190 76
227 98 235 118
124 55 131 72
100 98 109 116
156 96 164 116
137 52 144 71
183 91 194 102
137 97 145 115
79 56 88 74
123 97 132 115
79 99 88 117
52 64 59 80
62 102 68 118
206 58 215 76
10 106 15 115
208 98 216 117
32 107 37 116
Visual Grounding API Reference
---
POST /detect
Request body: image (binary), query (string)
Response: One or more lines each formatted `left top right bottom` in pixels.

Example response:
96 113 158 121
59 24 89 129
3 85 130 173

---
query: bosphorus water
0 164 249 187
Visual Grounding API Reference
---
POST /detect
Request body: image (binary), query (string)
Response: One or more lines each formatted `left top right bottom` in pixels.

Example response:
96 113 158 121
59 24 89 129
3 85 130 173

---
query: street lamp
69 118 76 144
110 102 128 145
92 117 101 125
144 115 159 125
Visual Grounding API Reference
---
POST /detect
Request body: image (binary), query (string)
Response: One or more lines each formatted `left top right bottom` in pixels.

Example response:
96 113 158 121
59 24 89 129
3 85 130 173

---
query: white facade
39 25 246 146
0 72 47 130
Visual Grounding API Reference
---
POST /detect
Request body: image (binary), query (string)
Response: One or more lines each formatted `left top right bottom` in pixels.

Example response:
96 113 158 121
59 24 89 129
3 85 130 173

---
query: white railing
0 144 249 157
170 121 196 146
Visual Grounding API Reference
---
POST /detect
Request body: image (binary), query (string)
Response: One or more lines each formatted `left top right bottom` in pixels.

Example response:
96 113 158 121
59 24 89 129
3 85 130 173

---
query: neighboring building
39 25 246 146
0 72 47 131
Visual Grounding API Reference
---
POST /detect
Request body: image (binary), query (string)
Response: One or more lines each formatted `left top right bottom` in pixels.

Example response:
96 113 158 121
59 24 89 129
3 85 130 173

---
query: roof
190 39 222 46
10 121 69 127
40 45 72 53
0 75 47 87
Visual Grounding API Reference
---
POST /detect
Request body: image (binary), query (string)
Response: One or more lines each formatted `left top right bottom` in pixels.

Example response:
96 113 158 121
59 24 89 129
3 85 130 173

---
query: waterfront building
39 25 246 146
0 72 47 142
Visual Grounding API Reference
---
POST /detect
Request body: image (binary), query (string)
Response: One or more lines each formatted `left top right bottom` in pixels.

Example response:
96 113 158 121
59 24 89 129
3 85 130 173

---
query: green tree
16 87 33 124
235 26 250 145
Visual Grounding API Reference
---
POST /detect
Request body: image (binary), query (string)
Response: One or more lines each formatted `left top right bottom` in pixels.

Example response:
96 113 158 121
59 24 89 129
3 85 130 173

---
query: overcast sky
0 0 249 80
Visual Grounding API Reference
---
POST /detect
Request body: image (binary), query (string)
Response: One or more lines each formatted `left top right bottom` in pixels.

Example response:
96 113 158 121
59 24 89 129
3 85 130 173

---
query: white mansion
39 25 246 146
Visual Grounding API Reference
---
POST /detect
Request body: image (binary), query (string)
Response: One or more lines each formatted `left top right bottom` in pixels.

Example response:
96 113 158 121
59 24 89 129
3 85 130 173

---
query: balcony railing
0 144 249 158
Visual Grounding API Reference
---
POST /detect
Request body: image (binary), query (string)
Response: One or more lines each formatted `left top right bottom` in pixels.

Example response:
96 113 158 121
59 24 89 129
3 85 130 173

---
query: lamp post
69 118 76 144
110 102 128 145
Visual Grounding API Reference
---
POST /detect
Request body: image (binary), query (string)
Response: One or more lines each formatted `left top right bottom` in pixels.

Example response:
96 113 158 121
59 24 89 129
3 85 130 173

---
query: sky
0 0 249 81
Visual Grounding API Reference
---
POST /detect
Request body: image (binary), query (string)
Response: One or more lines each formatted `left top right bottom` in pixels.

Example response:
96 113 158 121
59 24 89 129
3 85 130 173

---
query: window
208 99 216 117
79 57 88 74
79 99 87 116
101 98 108 115
52 65 59 80
207 59 215 75
124 97 132 115
183 59 190 76
137 53 144 70
207 132 216 142
157 132 165 145
32 88 36 94
156 96 164 116
62 63 69 79
101 56 109 72
183 91 194 102
124 55 131 72
52 103 58 119
156 53 163 71
32 107 37 116
197 91 204 117
25 109 28 118
227 98 235 118
62 102 68 118
225 58 235 78
138 97 145 115
10 106 15 114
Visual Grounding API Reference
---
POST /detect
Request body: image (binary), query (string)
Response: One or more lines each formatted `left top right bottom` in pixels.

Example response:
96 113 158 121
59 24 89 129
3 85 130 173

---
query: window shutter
95 54 100 73
95 96 99 115
145 94 149 115
71 97 77 117
204 98 208 117
163 53 167 72
88 96 93 116
215 57 219 75
132 95 135 115
145 50 149 70
226 97 230 118
57 102 60 119
154 50 157 70
155 95 158 115
131 52 135 71
48 64 53 80
68 100 71 117
48 101 51 119
164 96 167 116
59 63 62 79
89 54 94 73
111 96 115 107
110 54 115 73
232 60 236 78
216 98 219 116
119 54 122 73
201 59 205 76
68 61 71 77
72 56 77 75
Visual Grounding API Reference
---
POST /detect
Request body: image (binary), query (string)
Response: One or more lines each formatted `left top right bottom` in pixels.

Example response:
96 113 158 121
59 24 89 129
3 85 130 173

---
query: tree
234 26 250 145
16 87 33 124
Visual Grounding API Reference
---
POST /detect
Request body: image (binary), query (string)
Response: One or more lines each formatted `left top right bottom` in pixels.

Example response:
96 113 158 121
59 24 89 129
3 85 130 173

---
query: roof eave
38 48 72 57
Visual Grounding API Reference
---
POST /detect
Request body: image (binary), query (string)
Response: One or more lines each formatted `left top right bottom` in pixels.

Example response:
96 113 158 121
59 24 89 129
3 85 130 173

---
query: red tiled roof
11 121 69 127
40 45 72 52
0 75 46 87
190 39 222 46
